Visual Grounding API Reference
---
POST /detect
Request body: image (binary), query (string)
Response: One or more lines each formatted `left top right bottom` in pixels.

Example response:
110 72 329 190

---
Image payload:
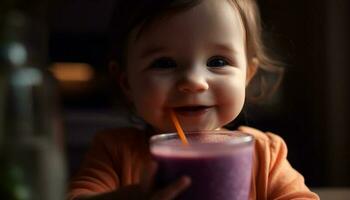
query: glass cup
150 130 254 200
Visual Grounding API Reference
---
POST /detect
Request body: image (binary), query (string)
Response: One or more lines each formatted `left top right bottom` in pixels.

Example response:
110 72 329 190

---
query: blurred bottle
0 1 66 200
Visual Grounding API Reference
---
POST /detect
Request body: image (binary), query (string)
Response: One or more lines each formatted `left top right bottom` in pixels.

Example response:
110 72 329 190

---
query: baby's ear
246 57 259 86
109 61 133 101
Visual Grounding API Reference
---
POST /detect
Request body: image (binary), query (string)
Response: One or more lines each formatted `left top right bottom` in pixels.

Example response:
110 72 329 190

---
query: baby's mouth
173 105 212 116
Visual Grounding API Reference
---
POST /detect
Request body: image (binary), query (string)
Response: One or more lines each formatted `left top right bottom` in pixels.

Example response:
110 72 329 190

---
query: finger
152 176 191 200
140 161 158 191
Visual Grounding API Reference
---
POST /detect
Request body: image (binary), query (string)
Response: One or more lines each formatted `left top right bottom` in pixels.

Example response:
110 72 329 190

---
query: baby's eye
207 56 229 67
149 57 177 69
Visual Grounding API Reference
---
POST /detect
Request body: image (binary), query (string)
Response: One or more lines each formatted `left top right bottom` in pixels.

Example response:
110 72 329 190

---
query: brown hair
108 0 283 102
232 0 284 102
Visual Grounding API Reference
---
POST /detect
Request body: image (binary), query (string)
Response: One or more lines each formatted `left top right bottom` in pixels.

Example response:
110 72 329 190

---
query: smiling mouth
173 106 212 116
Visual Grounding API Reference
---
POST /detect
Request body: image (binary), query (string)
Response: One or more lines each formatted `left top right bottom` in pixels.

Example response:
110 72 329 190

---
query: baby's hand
76 161 191 200
139 161 191 200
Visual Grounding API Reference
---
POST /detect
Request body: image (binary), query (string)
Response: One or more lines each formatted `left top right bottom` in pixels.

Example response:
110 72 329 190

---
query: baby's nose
176 68 209 93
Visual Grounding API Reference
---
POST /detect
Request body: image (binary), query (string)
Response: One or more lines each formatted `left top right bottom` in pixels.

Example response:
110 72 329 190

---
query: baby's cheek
217 103 243 126
215 78 245 102
133 77 159 98
133 78 171 125
215 80 245 120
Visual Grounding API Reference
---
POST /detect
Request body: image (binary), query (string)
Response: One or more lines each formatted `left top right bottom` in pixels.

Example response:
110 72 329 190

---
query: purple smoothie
150 131 254 200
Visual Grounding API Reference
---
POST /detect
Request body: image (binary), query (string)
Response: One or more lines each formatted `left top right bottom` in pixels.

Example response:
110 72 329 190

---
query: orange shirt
67 126 319 200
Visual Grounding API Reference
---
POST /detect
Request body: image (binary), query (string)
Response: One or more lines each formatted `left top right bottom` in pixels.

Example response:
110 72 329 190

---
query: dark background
48 0 350 187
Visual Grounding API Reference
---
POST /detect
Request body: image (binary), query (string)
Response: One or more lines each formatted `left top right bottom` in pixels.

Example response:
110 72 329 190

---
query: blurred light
50 63 94 82
8 42 27 66
12 67 42 86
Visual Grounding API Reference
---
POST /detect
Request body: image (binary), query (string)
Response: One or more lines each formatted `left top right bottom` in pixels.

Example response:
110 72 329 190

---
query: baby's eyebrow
138 43 237 59
139 46 167 59
209 43 238 55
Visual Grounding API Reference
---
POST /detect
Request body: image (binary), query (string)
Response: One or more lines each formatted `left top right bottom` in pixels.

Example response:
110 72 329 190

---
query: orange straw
170 110 189 145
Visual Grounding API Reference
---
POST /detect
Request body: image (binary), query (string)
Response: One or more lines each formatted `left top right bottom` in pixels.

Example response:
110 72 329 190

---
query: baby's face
122 0 248 133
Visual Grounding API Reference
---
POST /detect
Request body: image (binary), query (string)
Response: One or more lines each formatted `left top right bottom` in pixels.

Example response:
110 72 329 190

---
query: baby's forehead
128 0 245 48
128 0 245 57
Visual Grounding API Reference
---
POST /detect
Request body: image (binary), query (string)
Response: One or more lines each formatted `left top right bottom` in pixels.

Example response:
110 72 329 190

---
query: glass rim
150 130 254 149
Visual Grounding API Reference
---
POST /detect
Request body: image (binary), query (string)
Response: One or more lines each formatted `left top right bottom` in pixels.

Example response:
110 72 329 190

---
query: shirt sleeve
266 133 319 200
238 126 319 199
67 133 120 200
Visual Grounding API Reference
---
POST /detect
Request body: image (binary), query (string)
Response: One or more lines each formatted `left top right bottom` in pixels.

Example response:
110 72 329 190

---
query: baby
67 0 319 199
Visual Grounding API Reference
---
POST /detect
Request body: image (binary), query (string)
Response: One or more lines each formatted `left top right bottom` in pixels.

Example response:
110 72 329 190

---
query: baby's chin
151 124 222 134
